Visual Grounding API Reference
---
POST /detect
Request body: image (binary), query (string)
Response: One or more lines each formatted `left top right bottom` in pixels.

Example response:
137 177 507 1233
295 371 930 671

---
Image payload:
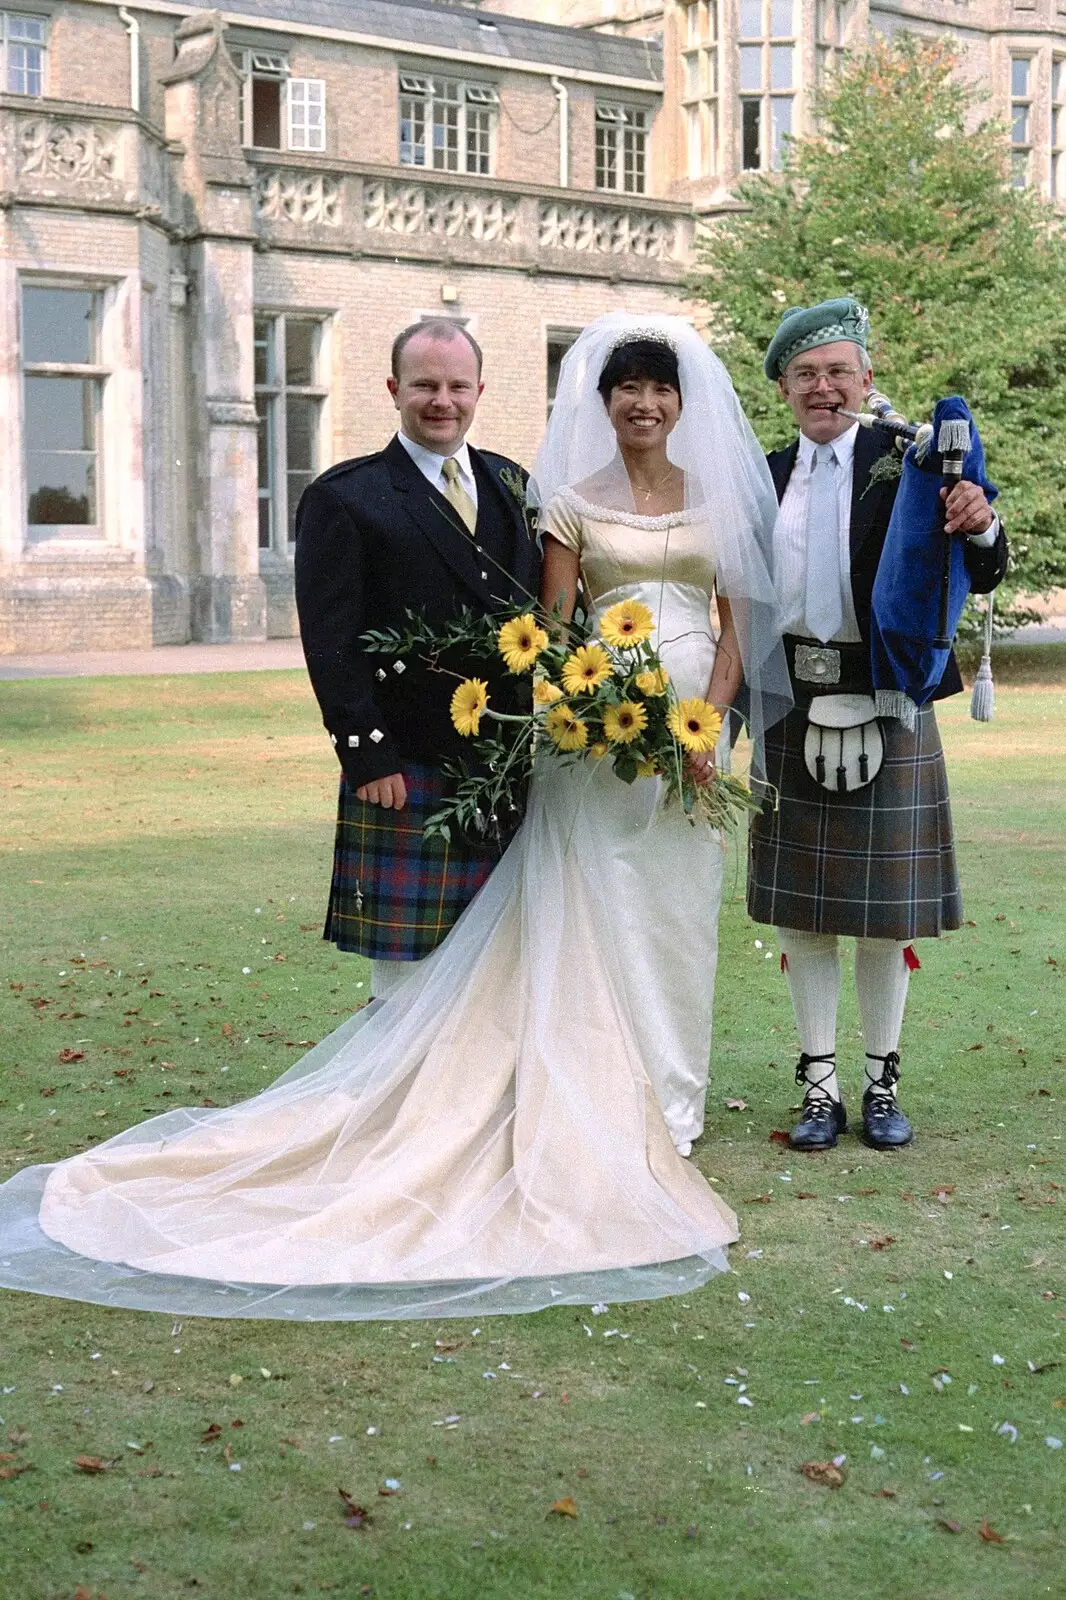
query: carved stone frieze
538 203 678 260
364 182 517 243
255 170 342 227
18 118 118 184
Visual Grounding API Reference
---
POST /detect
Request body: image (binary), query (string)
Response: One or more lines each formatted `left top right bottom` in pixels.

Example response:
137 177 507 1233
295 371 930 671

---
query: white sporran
803 694 884 793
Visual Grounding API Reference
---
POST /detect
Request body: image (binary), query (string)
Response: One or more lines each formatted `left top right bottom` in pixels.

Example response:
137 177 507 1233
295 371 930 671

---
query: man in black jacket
749 298 1007 1150
295 320 540 1000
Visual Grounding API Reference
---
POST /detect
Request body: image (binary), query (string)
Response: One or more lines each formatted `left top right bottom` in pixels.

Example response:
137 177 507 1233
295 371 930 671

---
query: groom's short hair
391 319 484 379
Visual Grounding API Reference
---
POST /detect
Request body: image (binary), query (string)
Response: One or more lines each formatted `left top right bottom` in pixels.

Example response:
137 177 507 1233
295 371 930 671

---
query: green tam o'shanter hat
764 296 870 381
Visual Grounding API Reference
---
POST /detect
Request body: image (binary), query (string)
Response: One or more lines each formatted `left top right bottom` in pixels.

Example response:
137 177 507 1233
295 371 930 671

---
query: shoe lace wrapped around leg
796 1052 838 1121
864 1050 900 1113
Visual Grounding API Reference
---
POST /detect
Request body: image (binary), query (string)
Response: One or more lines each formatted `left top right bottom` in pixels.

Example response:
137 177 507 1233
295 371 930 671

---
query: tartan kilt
748 703 962 941
324 763 505 961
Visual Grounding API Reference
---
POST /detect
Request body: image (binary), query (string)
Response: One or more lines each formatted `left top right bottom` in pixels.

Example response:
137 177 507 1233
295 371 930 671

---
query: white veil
531 313 792 766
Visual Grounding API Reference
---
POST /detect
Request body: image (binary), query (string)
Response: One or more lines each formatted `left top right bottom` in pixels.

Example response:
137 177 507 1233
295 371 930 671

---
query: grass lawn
0 670 1063 1600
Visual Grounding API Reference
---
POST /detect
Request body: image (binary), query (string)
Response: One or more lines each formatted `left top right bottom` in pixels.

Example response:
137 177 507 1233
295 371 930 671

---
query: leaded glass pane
739 0 762 38
285 320 316 387
23 286 94 364
25 377 98 525
742 97 761 169
1011 57 1030 98
771 44 793 89
770 95 792 168
739 44 762 91
770 0 793 35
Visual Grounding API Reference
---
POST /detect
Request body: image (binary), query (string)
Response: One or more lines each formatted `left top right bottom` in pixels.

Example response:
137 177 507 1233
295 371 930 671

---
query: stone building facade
1 0 1062 651
1 0 689 650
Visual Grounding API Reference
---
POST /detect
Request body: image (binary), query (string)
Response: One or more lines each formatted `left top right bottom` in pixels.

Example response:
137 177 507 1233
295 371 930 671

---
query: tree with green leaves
693 34 1066 623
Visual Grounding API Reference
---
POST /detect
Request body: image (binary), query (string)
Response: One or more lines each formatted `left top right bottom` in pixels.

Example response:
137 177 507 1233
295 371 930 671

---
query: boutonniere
498 465 538 541
862 449 904 498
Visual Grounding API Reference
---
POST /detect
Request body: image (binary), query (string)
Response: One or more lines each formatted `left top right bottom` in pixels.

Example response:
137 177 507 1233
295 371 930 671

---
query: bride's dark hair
597 338 682 402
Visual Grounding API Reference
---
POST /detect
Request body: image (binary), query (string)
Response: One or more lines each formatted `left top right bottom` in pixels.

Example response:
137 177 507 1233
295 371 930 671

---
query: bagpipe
837 389 998 725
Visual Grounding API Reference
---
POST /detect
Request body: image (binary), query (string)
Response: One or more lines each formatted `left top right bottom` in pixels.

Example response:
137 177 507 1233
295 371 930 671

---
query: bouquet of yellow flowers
363 599 761 844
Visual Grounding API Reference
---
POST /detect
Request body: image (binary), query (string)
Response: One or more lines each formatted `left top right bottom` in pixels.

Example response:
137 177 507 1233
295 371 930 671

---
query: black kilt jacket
294 436 542 960
747 426 1009 940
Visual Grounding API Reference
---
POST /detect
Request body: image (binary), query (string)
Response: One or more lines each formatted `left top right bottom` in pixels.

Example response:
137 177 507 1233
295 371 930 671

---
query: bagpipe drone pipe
838 391 999 728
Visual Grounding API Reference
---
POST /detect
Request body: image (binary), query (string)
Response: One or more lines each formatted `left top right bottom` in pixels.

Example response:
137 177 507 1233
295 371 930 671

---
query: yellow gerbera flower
497 613 549 674
667 698 722 754
532 679 564 706
450 678 489 737
635 666 670 697
544 704 589 752
603 701 648 745
599 598 654 650
561 643 612 696
589 742 609 759
636 760 658 777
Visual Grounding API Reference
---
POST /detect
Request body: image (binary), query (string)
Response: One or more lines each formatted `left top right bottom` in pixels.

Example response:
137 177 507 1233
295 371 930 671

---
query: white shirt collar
798 420 860 471
398 432 475 484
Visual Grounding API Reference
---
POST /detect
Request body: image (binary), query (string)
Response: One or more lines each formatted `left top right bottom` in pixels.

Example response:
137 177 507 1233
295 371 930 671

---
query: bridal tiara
605 325 679 355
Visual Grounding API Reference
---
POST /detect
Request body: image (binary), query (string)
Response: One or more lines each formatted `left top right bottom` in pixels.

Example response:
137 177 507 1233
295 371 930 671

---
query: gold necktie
440 456 477 536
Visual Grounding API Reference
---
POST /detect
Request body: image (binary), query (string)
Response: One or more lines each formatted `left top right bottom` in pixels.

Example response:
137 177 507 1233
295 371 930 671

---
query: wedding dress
0 315 789 1322
0 511 737 1321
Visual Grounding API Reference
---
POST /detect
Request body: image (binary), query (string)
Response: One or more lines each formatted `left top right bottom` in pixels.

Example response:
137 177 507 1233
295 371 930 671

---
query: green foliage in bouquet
362 600 763 845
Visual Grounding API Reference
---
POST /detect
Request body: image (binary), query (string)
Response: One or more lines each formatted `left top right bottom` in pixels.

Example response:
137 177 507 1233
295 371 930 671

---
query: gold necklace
634 464 678 501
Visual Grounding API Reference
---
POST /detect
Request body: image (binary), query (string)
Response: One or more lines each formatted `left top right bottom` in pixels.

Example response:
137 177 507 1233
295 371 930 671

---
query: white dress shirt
772 423 999 644
773 423 863 643
397 432 479 512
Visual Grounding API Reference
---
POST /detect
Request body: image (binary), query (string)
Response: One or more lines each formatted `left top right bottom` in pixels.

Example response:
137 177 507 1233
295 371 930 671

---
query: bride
0 315 789 1322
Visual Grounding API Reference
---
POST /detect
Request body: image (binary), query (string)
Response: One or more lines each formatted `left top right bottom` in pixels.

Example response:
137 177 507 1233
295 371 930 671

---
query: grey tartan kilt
747 703 963 941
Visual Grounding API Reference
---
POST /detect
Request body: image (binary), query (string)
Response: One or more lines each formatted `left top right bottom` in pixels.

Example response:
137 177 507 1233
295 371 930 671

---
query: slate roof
203 0 663 83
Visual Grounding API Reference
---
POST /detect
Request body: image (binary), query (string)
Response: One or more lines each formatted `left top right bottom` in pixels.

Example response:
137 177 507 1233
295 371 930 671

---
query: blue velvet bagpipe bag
870 395 997 722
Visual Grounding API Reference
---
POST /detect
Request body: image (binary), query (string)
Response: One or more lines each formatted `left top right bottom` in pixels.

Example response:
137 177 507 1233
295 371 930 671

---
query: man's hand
355 773 407 810
941 480 994 538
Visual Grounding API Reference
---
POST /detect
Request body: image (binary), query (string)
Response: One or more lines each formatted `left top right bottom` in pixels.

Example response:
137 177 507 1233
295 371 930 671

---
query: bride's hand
687 751 716 786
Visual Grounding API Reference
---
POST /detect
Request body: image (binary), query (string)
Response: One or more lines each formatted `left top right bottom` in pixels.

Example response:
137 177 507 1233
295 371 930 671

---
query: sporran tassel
970 591 995 722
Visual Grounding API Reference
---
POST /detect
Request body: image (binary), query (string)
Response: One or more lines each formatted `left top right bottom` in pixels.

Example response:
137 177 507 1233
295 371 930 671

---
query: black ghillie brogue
861 1051 914 1149
789 1053 846 1151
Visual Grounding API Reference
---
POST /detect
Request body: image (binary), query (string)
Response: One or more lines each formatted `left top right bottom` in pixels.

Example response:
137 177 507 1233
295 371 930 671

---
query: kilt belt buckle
794 644 841 686
803 693 884 795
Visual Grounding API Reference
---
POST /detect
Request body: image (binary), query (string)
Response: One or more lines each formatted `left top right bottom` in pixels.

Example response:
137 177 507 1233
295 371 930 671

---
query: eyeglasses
787 366 863 393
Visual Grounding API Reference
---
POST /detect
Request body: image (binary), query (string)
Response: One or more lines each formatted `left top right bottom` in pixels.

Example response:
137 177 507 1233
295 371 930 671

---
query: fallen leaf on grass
799 1412 821 1425
57 1048 85 1064
548 1497 578 1518
796 1192 818 1200
769 1130 791 1147
874 1487 898 1498
869 1236 896 1250
72 1455 116 1474
937 1519 963 1534
799 1461 846 1489
725 1099 747 1111
745 1194 774 1205
853 1188 879 1198
280 1436 303 1449
931 1185 956 1203
138 1464 163 1478
338 1489 372 1530
0 1462 34 1480
8 1429 30 1446
977 1522 1005 1544
200 1424 222 1444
